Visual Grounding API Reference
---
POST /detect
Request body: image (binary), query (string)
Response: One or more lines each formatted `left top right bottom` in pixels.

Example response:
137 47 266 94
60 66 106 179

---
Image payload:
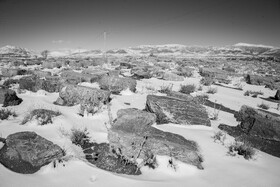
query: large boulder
275 90 280 100
0 88 22 107
162 72 184 81
19 75 63 93
1 68 30 77
145 95 211 126
245 74 279 89
219 105 280 157
60 70 95 83
54 85 110 114
108 108 204 169
81 69 109 82
98 75 136 94
0 131 64 174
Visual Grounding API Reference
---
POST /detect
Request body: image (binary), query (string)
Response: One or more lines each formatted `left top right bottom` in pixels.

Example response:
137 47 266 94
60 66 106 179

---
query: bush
70 128 90 146
228 140 256 160
159 84 173 94
179 84 196 94
21 109 61 125
3 79 19 88
212 131 226 145
200 77 213 86
206 87 218 94
0 109 17 120
257 102 270 110
244 90 264 97
194 93 209 104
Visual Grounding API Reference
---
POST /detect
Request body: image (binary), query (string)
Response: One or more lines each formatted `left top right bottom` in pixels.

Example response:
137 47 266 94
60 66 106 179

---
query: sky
0 0 280 51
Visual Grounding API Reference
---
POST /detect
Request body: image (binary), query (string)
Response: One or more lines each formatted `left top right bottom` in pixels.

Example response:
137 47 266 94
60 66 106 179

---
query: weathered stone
245 74 277 89
162 72 184 81
0 131 64 174
54 85 110 114
1 68 30 77
275 90 280 100
19 75 63 93
32 70 51 78
82 142 141 175
98 75 137 94
219 105 280 158
108 108 204 169
0 88 22 107
81 69 109 82
132 70 153 79
60 70 94 83
234 105 280 141
145 95 211 126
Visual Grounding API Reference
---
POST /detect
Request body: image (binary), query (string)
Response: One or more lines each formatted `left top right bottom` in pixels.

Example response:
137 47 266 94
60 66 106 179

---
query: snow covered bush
212 131 226 145
228 140 256 160
194 93 209 105
0 108 17 120
70 127 90 147
257 102 270 110
206 86 218 94
21 108 61 125
159 84 173 94
179 84 196 94
200 77 213 86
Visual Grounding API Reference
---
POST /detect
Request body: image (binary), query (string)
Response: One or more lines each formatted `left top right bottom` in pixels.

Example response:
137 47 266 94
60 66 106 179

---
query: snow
234 43 274 48
1 71 280 187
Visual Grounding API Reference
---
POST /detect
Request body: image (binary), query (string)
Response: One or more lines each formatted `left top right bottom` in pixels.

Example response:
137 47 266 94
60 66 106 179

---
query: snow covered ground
1 73 280 187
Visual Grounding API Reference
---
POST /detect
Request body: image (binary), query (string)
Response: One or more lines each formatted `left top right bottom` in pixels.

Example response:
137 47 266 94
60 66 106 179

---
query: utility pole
103 31 107 63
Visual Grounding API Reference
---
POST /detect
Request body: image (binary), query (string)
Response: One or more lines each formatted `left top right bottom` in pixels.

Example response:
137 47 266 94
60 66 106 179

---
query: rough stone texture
54 85 110 114
219 105 280 158
199 68 230 84
0 88 22 107
60 70 95 83
1 68 30 77
132 70 153 80
162 72 184 81
145 95 211 126
82 142 141 175
234 105 280 141
0 131 64 174
19 75 63 93
245 74 279 89
82 69 109 82
98 75 137 94
275 90 280 100
108 108 204 169
32 70 51 78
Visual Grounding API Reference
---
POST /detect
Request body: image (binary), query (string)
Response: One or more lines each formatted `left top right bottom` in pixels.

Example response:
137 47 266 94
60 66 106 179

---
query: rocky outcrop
54 85 110 114
81 69 109 82
108 108 204 169
145 95 211 126
19 75 63 93
98 75 137 94
219 105 280 157
245 74 280 89
275 90 280 100
199 68 230 84
0 131 64 174
0 88 22 107
83 142 141 175
162 72 184 81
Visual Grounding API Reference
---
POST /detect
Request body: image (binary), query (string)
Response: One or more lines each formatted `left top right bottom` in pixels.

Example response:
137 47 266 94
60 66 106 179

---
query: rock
0 88 22 107
219 105 280 157
275 90 280 100
199 68 230 84
32 70 51 78
145 95 211 126
234 105 280 141
54 85 110 114
98 75 137 94
132 70 153 79
19 75 63 93
83 142 141 175
1 68 30 77
162 72 184 81
0 131 64 174
245 74 276 89
60 70 95 83
108 108 204 169
81 69 109 82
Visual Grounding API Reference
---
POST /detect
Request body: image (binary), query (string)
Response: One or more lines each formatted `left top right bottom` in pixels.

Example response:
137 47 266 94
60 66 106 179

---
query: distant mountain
0 45 33 57
1 43 279 59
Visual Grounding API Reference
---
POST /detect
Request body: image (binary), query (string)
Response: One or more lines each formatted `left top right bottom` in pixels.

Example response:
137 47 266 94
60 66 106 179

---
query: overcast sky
0 0 279 51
